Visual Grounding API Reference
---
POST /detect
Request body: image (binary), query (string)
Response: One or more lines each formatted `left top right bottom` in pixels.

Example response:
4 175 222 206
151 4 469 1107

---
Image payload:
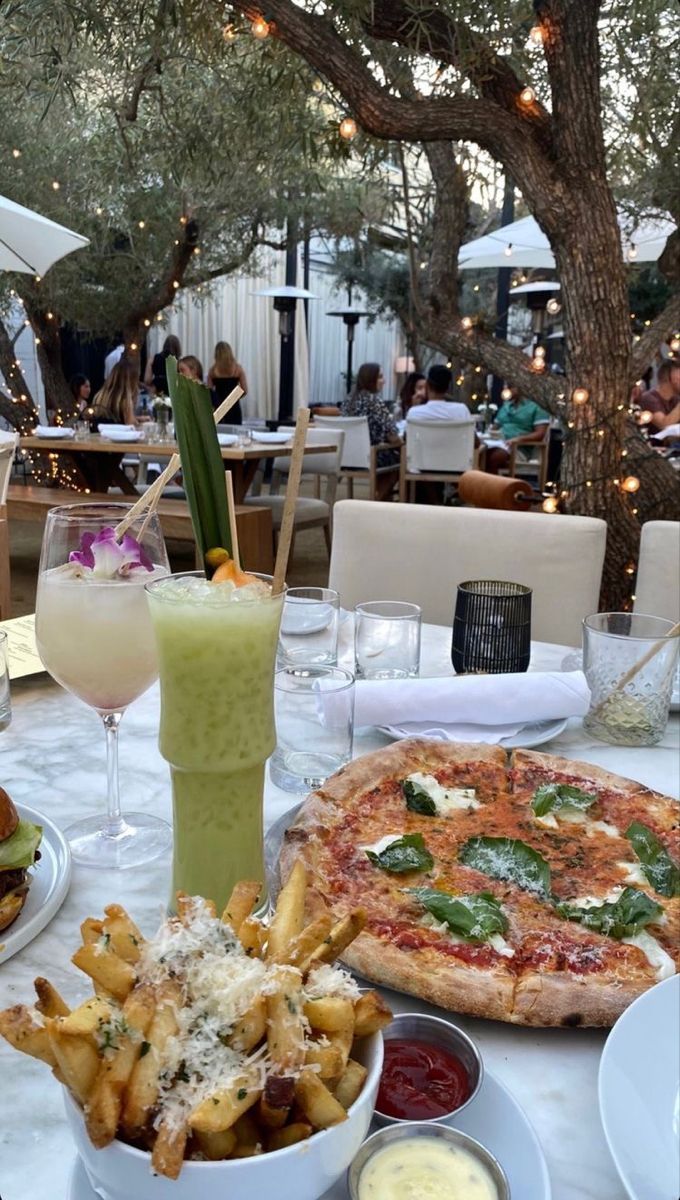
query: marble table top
0 625 678 1200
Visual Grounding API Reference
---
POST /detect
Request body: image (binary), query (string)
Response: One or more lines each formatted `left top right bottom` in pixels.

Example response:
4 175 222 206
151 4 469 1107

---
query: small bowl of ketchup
374 1012 483 1126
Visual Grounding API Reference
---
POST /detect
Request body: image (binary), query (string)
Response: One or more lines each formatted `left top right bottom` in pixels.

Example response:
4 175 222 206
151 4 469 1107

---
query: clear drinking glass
278 587 340 667
582 612 679 746
146 572 285 912
35 503 171 868
0 631 11 730
355 601 421 680
270 666 355 792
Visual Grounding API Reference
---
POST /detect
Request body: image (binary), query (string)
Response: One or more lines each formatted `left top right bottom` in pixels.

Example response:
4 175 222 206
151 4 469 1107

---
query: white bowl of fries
3 866 389 1200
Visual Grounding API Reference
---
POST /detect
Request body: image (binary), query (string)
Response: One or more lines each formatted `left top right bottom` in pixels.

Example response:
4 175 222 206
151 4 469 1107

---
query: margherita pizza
279 740 679 1027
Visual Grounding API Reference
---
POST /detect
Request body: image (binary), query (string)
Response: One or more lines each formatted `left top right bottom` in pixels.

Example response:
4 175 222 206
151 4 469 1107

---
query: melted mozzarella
535 808 619 838
361 834 404 856
421 914 515 958
405 772 480 814
617 860 648 886
623 931 676 981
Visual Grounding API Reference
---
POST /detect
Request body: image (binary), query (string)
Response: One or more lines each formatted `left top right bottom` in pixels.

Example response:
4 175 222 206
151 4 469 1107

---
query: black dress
212 375 243 425
151 352 170 395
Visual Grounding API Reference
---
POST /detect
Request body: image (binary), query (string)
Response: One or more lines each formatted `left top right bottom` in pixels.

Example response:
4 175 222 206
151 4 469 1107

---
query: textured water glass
583 612 679 746
270 666 354 792
451 580 532 674
355 601 421 680
0 632 11 730
278 587 340 667
74 421 90 441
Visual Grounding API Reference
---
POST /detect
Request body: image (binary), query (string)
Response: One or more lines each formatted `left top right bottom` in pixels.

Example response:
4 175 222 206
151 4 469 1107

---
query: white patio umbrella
0 193 89 275
458 212 675 270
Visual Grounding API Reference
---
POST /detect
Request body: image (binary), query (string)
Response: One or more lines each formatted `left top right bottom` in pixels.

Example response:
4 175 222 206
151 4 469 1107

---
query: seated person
485 386 550 475
640 360 680 431
178 355 204 382
397 371 427 419
340 362 401 499
407 365 472 424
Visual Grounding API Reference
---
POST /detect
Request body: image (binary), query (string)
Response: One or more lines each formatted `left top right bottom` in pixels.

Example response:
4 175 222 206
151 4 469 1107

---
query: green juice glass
145 572 285 911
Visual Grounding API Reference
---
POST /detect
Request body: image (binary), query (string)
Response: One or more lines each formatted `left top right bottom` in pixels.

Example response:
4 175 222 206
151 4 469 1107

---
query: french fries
0 867 391 1180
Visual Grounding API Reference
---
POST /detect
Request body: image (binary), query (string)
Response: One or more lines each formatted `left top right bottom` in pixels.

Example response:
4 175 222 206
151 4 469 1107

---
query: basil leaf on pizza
556 887 663 938
366 833 434 874
402 779 437 816
532 782 597 817
409 888 508 941
625 821 680 898
459 836 551 897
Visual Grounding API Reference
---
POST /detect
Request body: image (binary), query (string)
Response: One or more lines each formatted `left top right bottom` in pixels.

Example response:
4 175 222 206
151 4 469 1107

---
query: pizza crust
512 968 647 1027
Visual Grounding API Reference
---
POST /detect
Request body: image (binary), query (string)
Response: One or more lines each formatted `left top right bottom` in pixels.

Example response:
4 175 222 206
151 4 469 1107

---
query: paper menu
0 614 45 679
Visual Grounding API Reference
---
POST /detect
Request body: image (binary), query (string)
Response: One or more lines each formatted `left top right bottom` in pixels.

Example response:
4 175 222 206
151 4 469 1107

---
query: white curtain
150 246 403 420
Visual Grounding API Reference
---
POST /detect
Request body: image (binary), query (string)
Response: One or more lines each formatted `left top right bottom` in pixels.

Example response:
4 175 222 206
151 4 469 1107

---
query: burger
0 787 42 933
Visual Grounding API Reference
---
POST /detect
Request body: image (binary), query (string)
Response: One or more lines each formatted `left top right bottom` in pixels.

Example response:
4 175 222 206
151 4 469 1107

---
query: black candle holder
451 580 532 674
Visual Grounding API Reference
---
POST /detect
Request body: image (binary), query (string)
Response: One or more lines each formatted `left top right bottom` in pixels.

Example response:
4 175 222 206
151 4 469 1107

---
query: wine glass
35 502 172 869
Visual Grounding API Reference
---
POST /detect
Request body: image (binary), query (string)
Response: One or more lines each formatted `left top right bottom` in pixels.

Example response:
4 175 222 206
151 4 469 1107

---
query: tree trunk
31 311 75 420
0 318 38 432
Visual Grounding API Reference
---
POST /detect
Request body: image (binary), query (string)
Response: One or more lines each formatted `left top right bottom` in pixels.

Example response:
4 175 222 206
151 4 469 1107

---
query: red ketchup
376 1038 471 1120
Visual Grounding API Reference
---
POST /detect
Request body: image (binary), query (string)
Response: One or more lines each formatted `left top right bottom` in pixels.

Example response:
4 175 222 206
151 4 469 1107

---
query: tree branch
630 291 680 381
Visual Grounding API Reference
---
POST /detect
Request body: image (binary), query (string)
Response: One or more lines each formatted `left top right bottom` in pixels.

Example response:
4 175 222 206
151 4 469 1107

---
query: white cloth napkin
33 425 74 439
354 671 591 744
99 426 140 442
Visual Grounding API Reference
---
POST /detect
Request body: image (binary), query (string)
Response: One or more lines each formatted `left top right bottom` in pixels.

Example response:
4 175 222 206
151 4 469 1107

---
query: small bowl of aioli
374 1012 483 1125
348 1122 510 1200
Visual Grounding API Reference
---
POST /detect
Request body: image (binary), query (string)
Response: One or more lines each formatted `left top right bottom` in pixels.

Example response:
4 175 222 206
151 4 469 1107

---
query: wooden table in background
19 435 335 502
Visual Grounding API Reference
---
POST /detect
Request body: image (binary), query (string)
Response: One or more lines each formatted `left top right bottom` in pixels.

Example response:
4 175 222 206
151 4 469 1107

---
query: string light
669 335 680 353
627 245 638 261
138 220 145 229
251 15 270 39
461 316 473 330
12 148 21 158
528 25 545 45
456 375 465 386
546 298 561 315
339 117 357 140
504 244 513 257
179 215 188 225
534 345 546 358
542 496 558 513
143 319 151 327
518 86 536 107
501 386 512 400
172 280 180 289
95 206 103 215
312 78 324 94
621 476 640 493
638 410 653 426
52 180 60 190
572 387 589 405
473 284 479 292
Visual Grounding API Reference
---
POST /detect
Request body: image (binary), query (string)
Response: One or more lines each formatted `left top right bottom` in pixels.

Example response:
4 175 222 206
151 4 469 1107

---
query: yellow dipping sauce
358 1136 499 1200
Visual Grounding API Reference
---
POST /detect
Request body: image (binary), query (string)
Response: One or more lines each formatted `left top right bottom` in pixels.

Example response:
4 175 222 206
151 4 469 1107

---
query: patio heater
509 281 561 350
326 307 369 394
254 284 316 422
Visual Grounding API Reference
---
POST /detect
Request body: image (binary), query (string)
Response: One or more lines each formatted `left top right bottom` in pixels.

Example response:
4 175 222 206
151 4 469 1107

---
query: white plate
250 430 292 444
281 600 335 636
99 431 141 443
599 974 680 1200
67 1069 550 1200
34 426 74 439
376 716 568 749
217 432 239 447
0 803 72 964
562 649 680 712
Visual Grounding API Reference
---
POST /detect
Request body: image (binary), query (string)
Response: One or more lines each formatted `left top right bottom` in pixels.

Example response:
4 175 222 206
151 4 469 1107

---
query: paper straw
272 407 310 595
113 385 244 540
225 472 240 571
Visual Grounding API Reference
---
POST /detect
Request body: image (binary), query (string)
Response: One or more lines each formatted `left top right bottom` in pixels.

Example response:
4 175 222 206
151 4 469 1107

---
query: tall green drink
146 572 284 910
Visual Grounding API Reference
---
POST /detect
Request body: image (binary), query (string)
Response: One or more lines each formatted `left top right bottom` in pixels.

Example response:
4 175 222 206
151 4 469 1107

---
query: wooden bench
6 485 274 574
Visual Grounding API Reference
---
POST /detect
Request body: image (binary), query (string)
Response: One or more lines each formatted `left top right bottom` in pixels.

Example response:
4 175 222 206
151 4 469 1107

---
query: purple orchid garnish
69 526 153 578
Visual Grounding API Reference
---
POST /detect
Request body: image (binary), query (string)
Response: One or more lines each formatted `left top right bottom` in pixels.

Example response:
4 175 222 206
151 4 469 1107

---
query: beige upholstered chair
399 420 481 502
328 499 607 646
506 423 551 492
0 431 18 619
633 521 680 622
312 415 399 500
244 427 345 559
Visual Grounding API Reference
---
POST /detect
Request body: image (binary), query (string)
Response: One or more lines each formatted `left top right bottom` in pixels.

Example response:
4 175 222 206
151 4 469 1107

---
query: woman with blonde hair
91 358 139 426
207 341 248 424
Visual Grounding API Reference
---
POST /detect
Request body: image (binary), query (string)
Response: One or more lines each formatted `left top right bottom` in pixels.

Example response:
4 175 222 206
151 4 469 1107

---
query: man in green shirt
485 387 550 474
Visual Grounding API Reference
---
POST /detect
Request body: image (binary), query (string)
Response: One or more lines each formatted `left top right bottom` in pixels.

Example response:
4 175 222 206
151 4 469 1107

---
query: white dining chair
400 419 481 502
328 499 607 646
312 414 399 500
0 430 18 619
633 521 680 622
243 427 345 559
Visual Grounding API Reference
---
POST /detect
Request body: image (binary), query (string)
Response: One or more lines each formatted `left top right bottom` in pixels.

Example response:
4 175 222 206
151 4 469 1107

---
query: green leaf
555 887 662 939
459 836 551 897
166 356 231 569
625 822 680 898
409 888 508 942
402 778 436 815
532 783 597 818
366 833 434 874
0 819 42 870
